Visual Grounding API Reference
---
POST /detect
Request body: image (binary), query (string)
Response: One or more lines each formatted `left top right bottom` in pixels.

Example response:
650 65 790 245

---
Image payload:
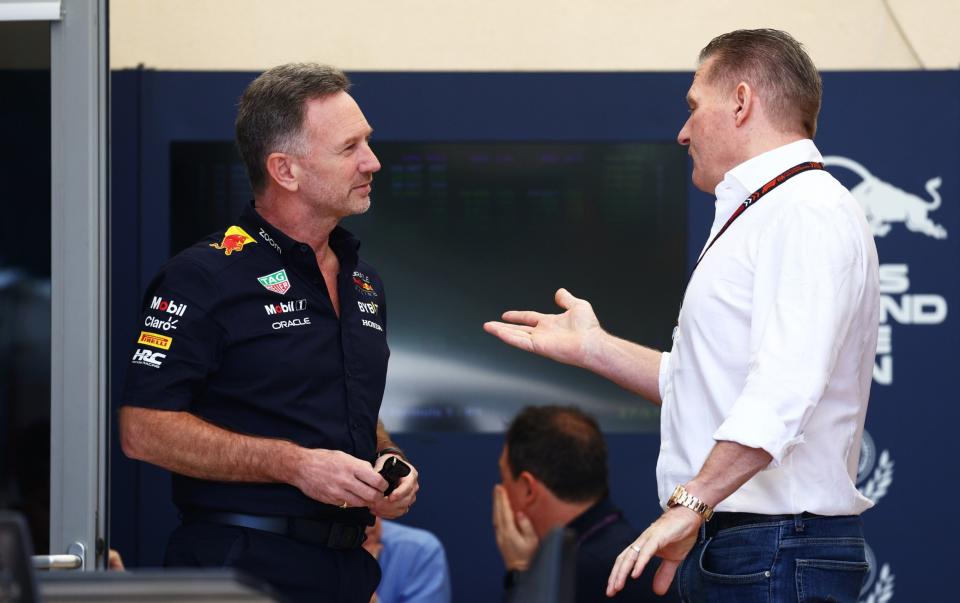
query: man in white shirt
484 29 879 602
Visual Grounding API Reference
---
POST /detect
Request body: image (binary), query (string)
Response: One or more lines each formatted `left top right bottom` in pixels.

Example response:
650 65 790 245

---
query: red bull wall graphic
818 71 958 602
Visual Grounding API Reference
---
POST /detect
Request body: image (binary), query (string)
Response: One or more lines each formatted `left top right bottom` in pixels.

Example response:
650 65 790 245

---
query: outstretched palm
483 288 602 368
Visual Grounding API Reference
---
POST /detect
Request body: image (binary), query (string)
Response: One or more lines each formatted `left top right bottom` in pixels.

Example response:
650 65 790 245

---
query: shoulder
576 519 660 601
381 520 445 553
768 172 871 250
350 259 387 300
179 224 263 273
578 517 639 563
159 225 269 282
145 225 269 306
354 257 384 281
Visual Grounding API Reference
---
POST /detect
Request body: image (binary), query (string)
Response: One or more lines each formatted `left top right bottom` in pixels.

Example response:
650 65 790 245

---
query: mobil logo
264 299 308 315
150 296 188 317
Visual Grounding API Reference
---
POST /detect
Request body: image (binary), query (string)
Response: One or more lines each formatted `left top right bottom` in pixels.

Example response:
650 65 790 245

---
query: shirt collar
566 495 620 537
711 139 822 230
239 200 362 257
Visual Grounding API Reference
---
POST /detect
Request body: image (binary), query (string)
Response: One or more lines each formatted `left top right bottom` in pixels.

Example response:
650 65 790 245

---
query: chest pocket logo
258 269 291 295
352 271 378 297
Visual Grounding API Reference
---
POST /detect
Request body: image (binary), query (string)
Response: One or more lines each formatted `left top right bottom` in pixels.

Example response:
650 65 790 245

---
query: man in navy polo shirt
119 63 418 603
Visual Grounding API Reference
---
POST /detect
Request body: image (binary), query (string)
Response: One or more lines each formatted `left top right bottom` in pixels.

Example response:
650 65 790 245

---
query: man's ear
518 471 540 505
733 81 754 128
265 152 299 193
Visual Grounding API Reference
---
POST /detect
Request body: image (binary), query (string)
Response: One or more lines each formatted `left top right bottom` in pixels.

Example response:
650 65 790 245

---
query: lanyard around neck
672 161 825 332
689 161 825 280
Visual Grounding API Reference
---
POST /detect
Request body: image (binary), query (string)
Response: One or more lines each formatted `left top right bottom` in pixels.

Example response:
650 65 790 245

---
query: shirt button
299 244 310 254
351 422 360 430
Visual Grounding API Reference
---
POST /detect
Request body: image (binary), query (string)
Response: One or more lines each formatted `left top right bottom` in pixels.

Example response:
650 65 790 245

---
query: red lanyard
690 161 824 279
674 161 825 330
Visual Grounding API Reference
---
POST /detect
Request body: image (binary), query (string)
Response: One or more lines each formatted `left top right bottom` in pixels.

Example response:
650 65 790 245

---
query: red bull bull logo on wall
824 156 947 240
825 157 950 387
210 225 256 256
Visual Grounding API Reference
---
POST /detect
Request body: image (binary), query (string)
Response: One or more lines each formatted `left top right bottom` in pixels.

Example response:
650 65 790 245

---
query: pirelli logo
138 331 172 350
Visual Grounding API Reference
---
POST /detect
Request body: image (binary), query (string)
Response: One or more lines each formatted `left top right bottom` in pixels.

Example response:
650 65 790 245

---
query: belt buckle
326 522 365 549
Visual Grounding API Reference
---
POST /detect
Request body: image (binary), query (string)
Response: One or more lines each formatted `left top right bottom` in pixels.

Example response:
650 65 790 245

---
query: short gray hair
235 63 351 193
699 29 822 138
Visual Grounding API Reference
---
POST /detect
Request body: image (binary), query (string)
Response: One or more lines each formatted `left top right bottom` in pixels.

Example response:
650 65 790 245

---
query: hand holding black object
379 456 411 497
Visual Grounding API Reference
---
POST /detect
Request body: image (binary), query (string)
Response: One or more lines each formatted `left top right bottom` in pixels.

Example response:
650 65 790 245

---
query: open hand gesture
483 288 602 368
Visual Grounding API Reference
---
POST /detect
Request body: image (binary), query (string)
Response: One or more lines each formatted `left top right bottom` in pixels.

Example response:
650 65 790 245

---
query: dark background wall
108 70 959 602
0 68 52 555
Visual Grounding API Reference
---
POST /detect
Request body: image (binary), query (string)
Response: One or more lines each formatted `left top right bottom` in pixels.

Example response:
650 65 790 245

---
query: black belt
183 511 367 549
705 511 822 538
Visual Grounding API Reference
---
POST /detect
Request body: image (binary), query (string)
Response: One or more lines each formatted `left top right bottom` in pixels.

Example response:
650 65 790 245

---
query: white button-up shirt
656 139 879 515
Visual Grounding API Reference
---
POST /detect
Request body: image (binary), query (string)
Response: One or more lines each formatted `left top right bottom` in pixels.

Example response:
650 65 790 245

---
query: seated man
494 406 673 602
363 517 452 603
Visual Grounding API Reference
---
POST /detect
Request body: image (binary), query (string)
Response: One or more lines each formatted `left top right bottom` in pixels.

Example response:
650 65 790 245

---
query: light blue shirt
376 521 452 603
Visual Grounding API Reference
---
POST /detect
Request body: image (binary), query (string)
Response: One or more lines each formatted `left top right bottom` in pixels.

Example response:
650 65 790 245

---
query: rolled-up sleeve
712 199 864 464
658 350 672 402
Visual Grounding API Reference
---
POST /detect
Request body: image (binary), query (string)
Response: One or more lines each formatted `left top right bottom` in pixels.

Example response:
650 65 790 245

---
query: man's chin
690 170 715 195
350 196 372 215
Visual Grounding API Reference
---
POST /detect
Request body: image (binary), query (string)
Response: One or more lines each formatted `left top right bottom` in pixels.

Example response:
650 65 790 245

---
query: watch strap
377 447 404 459
668 485 714 521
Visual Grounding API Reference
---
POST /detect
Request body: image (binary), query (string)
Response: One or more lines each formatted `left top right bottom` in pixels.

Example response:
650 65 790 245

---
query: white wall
109 0 959 71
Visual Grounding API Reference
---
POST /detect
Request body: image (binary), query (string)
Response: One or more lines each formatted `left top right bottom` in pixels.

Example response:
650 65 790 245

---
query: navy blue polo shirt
120 202 389 523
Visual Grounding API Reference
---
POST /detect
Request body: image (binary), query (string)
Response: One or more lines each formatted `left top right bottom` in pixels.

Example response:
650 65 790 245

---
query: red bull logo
210 226 256 255
352 271 378 297
824 156 947 240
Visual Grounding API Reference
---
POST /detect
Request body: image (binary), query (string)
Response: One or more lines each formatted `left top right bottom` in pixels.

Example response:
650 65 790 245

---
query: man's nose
360 143 381 173
677 120 691 146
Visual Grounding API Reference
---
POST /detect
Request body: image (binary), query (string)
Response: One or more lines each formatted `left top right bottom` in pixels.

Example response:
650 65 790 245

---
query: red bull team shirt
120 202 389 523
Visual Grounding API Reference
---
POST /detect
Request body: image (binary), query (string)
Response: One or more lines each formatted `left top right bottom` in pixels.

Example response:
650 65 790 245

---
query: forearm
119 406 303 485
376 418 403 456
684 441 773 508
582 330 664 404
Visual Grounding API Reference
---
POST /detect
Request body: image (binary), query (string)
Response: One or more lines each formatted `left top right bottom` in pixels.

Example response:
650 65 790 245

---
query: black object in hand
379 456 411 497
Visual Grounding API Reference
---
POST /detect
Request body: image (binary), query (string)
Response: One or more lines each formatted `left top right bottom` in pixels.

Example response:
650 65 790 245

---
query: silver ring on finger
630 544 641 554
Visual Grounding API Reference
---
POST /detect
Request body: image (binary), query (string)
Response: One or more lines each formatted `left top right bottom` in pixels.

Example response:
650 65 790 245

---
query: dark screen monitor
170 140 688 433
0 511 40 603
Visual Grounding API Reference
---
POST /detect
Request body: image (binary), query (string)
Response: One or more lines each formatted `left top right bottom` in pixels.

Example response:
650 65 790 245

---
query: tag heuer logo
258 269 291 295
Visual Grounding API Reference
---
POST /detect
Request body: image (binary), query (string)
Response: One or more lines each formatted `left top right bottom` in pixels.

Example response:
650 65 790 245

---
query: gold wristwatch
668 485 714 521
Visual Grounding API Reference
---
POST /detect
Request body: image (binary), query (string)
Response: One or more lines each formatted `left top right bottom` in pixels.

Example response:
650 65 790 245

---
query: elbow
118 406 149 461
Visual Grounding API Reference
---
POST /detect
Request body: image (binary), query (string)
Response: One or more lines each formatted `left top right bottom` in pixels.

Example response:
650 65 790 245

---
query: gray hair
699 29 822 138
235 63 351 193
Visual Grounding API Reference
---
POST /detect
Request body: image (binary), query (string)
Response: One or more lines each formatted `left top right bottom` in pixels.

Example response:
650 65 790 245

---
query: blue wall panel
110 69 958 602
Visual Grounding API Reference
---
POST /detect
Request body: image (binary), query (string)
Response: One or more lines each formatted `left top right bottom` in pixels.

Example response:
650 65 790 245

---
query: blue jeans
675 514 868 603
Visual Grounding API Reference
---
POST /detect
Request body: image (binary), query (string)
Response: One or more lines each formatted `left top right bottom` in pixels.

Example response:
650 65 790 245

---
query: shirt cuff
657 351 672 402
712 402 805 466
